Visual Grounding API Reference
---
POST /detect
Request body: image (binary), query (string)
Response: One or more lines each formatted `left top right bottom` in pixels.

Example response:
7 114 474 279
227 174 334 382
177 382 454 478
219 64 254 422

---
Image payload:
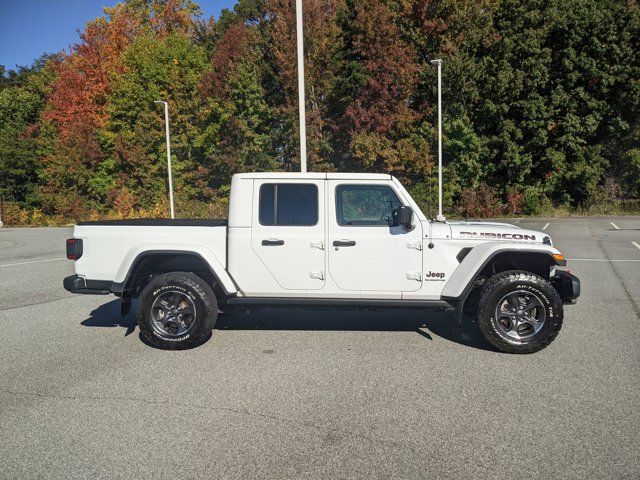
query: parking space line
542 222 549 230
0 257 67 268
610 222 620 230
567 258 640 262
632 241 640 251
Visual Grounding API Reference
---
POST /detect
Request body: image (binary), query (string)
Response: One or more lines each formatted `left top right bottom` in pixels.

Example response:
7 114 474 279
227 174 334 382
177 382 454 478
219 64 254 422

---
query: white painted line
610 222 620 230
0 257 67 268
632 241 640 251
542 222 549 230
567 258 640 262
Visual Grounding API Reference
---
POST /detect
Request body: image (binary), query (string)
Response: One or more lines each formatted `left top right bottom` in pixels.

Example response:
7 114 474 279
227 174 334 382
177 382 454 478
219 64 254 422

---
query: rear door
327 181 423 294
251 179 326 291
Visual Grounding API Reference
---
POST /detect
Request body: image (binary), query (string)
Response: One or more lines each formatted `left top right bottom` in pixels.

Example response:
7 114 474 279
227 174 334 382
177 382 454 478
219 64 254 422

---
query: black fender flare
114 250 238 316
442 249 566 323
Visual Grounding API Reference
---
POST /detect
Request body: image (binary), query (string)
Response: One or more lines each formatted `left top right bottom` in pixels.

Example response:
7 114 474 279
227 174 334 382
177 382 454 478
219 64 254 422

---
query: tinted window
259 184 318 226
336 185 401 226
259 183 275 225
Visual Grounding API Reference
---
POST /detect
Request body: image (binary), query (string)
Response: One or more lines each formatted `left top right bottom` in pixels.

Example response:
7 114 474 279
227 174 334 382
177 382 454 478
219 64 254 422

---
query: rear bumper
552 270 581 304
63 275 112 295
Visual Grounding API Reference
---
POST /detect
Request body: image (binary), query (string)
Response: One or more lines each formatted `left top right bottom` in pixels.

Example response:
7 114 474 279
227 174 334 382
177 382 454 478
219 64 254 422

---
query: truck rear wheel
477 270 563 354
137 272 217 349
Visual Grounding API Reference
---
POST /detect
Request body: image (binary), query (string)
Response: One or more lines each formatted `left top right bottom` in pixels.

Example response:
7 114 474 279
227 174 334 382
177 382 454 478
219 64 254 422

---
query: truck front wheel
477 270 563 354
137 272 218 349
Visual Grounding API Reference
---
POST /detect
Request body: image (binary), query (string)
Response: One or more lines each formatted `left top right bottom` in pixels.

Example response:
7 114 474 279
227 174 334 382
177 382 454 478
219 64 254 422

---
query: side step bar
226 297 454 310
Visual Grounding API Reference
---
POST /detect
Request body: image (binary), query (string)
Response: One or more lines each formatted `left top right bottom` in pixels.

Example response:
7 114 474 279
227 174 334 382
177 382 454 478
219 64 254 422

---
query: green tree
197 23 279 187
106 32 209 208
469 0 640 204
0 55 57 204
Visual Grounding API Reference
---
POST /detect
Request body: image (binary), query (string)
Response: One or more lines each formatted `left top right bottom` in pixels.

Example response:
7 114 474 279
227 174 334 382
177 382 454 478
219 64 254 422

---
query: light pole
295 0 307 172
430 59 445 222
154 100 175 219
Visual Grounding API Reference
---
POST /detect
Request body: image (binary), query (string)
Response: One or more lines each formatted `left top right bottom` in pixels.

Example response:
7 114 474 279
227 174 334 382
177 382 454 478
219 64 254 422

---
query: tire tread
137 272 217 349
477 270 563 354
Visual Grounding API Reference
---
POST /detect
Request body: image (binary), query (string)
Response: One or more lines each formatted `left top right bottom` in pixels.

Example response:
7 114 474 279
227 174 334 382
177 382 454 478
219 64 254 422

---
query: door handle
333 240 356 247
262 239 285 246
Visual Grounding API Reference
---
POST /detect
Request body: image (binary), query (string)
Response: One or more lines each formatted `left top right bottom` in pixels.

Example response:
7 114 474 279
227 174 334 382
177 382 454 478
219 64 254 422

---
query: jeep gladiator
64 172 580 353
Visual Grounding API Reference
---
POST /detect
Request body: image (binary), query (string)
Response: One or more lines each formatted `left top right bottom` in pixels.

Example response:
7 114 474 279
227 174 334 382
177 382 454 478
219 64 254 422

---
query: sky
0 0 237 71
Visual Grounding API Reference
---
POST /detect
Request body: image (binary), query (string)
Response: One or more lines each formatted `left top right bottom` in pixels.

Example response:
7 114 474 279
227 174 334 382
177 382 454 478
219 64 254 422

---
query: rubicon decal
460 232 536 241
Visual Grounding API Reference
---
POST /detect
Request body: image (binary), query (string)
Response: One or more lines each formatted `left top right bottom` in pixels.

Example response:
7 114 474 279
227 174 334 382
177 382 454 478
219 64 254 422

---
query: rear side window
336 184 401 226
259 184 318 226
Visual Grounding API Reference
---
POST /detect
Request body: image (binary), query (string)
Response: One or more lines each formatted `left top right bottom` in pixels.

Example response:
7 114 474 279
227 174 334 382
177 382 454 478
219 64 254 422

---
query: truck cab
228 172 433 299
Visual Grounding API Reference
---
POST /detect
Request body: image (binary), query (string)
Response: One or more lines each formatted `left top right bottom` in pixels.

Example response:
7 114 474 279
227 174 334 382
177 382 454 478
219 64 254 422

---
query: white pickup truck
64 172 579 353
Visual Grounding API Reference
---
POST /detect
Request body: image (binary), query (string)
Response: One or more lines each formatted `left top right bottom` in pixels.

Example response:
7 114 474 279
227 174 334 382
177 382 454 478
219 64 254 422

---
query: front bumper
63 275 112 295
552 270 581 304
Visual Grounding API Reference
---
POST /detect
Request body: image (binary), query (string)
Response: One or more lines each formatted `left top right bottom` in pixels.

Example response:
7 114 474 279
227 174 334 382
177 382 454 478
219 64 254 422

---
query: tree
0 55 57 204
107 32 208 207
2 0 640 221
197 22 280 186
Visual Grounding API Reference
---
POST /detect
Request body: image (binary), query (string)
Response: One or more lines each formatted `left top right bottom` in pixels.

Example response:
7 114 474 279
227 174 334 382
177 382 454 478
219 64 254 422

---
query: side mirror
393 205 413 229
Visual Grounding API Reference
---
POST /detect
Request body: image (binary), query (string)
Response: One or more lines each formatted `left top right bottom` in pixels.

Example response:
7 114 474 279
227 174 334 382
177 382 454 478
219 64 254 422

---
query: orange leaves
44 1 197 136
201 23 251 98
345 0 420 135
45 7 139 134
268 0 344 104
38 1 203 216
150 0 200 37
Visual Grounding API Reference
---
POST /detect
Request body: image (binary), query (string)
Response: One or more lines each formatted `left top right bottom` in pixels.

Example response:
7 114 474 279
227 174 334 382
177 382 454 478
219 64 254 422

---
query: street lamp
154 100 175 219
430 59 445 222
295 0 307 172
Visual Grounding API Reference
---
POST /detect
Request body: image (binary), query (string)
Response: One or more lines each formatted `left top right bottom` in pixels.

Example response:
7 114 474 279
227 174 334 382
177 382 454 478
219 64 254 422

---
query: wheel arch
442 243 565 320
113 250 237 300
477 250 559 280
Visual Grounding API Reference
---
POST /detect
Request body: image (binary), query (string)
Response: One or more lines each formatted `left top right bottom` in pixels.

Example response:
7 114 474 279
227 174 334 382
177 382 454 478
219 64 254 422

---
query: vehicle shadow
218 307 496 352
81 299 137 336
80 298 496 352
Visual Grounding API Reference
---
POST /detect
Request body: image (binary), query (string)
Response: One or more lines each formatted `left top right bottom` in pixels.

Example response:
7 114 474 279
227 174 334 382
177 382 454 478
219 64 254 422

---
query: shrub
457 184 505 218
521 186 551 216
505 189 524 216
584 177 624 214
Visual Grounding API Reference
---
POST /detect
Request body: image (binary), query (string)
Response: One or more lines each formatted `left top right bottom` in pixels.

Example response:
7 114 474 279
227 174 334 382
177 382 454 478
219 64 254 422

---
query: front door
327 181 423 294
251 179 326 291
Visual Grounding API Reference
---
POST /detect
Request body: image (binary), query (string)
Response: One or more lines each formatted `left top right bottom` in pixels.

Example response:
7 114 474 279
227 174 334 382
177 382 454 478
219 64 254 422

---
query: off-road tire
477 270 563 354
137 272 218 349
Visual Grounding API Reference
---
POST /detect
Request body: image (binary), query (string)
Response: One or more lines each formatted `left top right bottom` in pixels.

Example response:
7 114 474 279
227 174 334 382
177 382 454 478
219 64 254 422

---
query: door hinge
407 242 423 251
309 270 325 280
310 240 325 250
406 271 423 282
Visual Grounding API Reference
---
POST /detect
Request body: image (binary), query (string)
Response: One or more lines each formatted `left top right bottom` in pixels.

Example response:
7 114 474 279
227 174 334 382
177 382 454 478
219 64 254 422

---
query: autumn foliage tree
0 0 639 223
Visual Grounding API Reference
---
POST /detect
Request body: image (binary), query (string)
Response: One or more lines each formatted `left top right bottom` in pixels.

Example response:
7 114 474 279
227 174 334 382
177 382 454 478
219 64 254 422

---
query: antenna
430 59 445 222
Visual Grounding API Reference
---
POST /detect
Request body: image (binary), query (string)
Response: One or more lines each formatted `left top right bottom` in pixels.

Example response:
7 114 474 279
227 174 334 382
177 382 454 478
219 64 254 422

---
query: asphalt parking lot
1 217 638 479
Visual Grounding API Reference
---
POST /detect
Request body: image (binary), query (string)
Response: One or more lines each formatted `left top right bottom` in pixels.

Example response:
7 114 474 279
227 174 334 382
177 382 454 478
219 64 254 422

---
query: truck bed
71 219 229 287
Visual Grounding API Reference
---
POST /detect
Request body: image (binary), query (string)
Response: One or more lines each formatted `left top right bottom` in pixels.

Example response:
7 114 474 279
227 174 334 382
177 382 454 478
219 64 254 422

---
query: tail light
66 238 83 260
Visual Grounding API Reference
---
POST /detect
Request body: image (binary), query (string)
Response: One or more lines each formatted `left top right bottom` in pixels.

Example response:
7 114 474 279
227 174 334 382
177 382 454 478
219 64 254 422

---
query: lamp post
154 100 175 219
295 0 307 172
430 59 445 222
